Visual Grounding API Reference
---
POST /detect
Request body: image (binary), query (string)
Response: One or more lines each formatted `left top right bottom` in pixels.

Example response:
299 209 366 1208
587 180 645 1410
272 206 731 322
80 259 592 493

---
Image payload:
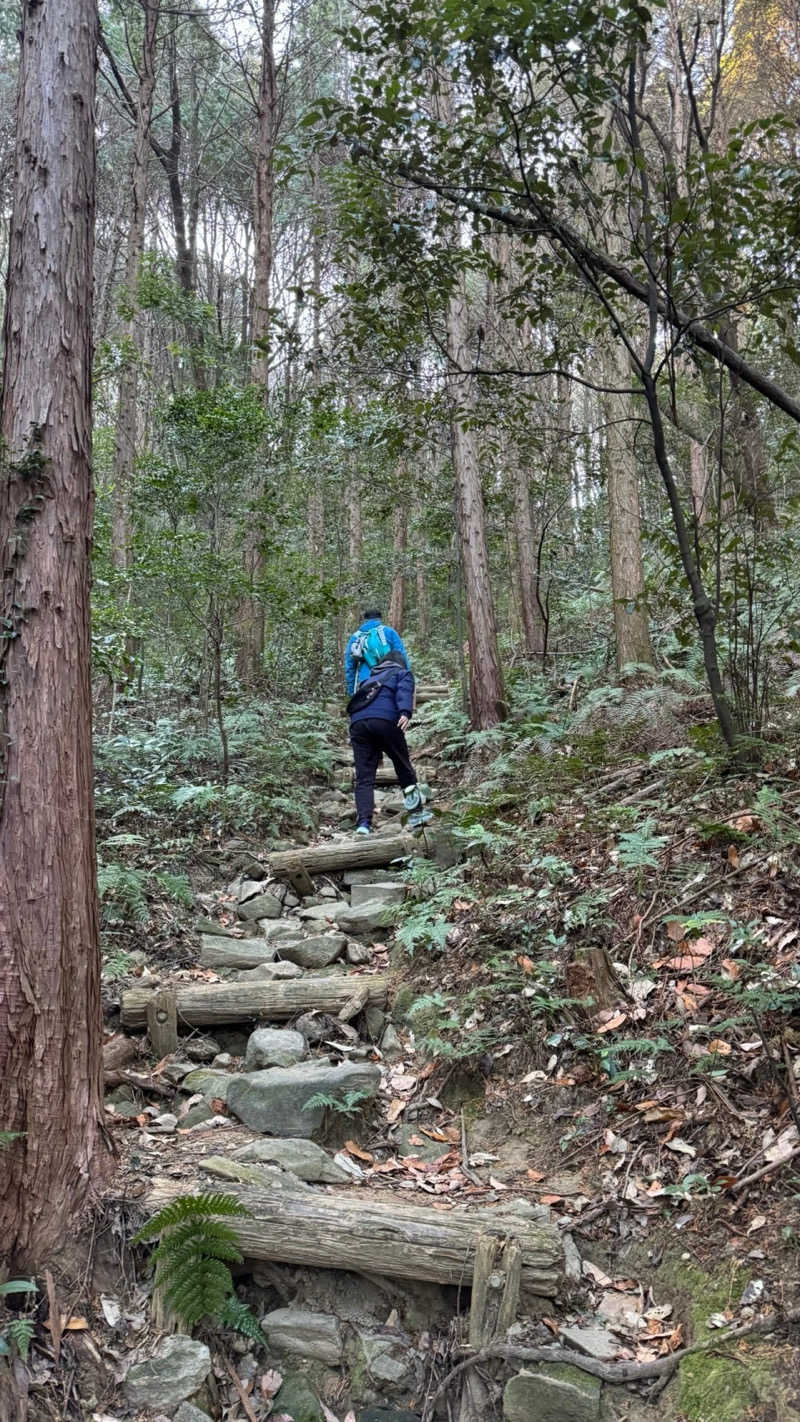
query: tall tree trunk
509 453 546 658
0 0 110 1267
234 0 277 686
307 167 325 681
251 0 276 392
446 281 506 727
604 344 655 671
111 0 159 577
388 499 408 632
348 463 362 621
690 439 709 527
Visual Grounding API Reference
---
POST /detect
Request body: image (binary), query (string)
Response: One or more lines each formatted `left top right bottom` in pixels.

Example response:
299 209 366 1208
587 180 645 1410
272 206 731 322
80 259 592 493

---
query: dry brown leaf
63 1317 89 1331
344 1140 374 1163
539 1193 563 1205
527 1168 545 1182
517 954 535 974
727 844 740 868
667 954 710 972
420 1126 460 1143
386 1098 406 1124
260 1369 283 1399
707 1039 732 1056
691 938 714 957
746 1214 767 1235
542 1317 560 1335
596 1011 628 1033
663 1323 684 1353
488 1176 509 1191
666 919 684 942
721 958 740 980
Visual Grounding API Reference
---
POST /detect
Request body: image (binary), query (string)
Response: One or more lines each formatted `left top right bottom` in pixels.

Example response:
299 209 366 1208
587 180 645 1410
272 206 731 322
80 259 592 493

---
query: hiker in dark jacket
347 657 428 835
345 610 411 696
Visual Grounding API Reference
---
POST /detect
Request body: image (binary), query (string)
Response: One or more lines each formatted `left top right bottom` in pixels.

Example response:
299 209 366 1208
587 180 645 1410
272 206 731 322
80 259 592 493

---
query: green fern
0 1131 24 1150
302 1088 371 1117
97 861 150 925
1 1318 34 1362
133 1192 249 1328
217 1294 266 1344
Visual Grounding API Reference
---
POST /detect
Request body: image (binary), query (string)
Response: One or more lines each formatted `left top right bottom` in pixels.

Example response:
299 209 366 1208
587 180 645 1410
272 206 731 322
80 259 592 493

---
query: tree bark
446 281 507 727
388 499 408 632
111 0 159 578
604 343 655 671
509 454 546 658
121 974 390 1029
0 0 110 1267
251 0 277 390
141 1177 563 1294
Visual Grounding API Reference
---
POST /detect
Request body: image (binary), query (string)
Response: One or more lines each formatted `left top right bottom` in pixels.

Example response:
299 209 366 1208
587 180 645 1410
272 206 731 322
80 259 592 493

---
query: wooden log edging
267 831 431 881
121 973 389 1031
142 1178 563 1296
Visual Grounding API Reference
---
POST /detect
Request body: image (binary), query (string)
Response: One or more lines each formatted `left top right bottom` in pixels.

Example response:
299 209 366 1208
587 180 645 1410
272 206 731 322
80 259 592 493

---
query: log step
121 974 389 1031
142 1177 563 1295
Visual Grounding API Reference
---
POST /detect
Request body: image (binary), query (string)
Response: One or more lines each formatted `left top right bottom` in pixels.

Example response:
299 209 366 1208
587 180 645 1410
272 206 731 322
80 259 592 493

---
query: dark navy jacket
348 665 415 727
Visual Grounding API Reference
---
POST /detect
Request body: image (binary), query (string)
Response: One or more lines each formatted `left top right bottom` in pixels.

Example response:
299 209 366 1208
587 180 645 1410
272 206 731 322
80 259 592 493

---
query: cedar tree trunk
0 0 110 1267
604 343 654 671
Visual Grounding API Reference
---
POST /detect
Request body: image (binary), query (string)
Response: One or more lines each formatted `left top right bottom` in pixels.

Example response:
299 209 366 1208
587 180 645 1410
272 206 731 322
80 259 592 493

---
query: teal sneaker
402 784 423 812
355 823 372 836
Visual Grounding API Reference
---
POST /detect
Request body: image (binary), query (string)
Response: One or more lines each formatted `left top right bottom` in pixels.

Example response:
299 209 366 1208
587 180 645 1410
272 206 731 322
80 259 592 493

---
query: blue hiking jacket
349 665 416 727
344 618 411 695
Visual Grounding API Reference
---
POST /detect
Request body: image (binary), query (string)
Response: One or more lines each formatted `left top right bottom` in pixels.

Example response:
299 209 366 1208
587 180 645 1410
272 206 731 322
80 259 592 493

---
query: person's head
362 607 381 622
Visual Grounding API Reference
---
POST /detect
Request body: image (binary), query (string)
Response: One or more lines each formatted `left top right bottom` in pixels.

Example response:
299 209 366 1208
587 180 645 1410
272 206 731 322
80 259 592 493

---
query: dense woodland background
4 0 800 1293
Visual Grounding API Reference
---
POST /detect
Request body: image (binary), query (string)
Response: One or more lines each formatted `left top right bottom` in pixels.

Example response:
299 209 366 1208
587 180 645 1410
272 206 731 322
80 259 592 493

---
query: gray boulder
193 916 239 937
245 1027 307 1070
174 1405 214 1422
227 1059 381 1137
261 1307 342 1364
258 919 306 943
503 1366 601 1422
298 902 343 924
124 1335 210 1411
349 882 407 909
199 935 278 969
279 933 346 969
231 1136 351 1183
235 961 303 982
335 900 396 936
346 940 373 965
352 1327 420 1393
180 1068 235 1103
184 1035 221 1062
238 892 282 921
272 1373 324 1422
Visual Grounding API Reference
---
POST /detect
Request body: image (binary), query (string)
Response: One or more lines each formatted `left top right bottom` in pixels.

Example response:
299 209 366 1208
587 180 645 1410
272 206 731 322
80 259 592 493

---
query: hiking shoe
402 784 423 812
355 823 372 836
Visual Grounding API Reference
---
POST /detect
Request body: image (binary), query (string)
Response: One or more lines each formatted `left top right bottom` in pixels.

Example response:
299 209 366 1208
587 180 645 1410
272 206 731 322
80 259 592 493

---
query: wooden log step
142 1178 563 1296
121 973 389 1031
267 830 432 881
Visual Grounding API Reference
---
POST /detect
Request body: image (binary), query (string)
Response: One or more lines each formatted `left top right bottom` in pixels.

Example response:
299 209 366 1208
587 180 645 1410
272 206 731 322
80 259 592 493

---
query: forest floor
16 681 800 1422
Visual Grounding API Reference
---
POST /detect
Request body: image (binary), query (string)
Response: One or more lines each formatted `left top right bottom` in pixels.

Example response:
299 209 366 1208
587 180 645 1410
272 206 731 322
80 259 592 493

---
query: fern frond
217 1295 267 1344
5 1318 34 1362
133 1190 249 1242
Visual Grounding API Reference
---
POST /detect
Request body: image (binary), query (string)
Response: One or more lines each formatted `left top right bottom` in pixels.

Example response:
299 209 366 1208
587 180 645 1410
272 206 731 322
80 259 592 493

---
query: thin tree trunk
388 499 408 632
689 439 709 526
307 164 325 681
446 281 506 727
111 0 159 577
348 462 362 621
510 454 546 658
604 343 655 671
0 0 110 1267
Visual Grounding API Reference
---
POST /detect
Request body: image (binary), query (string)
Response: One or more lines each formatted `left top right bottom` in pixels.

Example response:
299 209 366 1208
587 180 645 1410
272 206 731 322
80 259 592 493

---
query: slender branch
349 143 800 425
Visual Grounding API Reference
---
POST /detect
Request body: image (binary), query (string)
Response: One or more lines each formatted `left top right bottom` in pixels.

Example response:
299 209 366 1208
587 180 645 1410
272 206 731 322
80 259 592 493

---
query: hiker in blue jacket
345 610 410 695
344 609 428 836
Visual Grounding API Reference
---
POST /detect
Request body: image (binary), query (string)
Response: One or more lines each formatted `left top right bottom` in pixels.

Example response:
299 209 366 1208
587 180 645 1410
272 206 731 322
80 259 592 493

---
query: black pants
349 716 417 825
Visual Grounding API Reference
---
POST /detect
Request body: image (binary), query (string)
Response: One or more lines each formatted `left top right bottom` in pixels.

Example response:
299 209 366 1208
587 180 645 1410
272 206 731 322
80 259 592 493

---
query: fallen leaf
583 1261 613 1286
527 1168 545 1182
721 958 740 980
542 1316 560 1335
63 1316 89 1331
386 1098 405 1124
727 844 740 868
344 1140 374 1163
517 955 535 974
488 1176 509 1190
539 1193 563 1205
662 1323 684 1353
706 1039 732 1056
663 1138 696 1157
420 1126 460 1144
596 1012 628 1033
667 955 711 972
260 1370 282 1399
746 1215 767 1235
666 919 685 942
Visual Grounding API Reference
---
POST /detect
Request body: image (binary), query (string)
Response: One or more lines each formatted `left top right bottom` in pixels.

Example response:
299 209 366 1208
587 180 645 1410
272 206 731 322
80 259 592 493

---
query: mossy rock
272 1372 324 1422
